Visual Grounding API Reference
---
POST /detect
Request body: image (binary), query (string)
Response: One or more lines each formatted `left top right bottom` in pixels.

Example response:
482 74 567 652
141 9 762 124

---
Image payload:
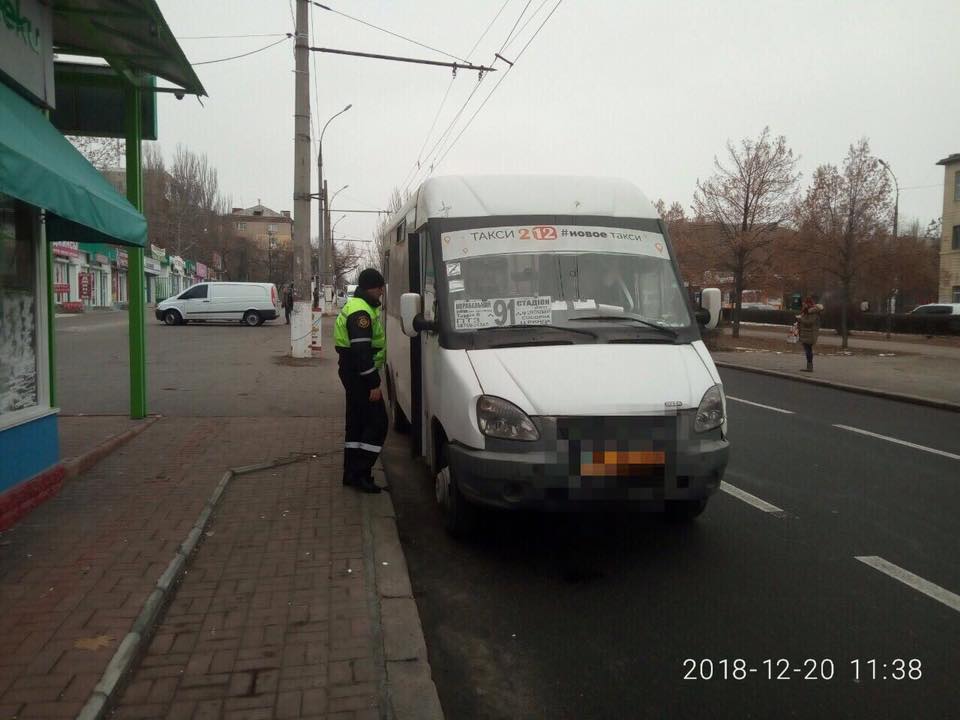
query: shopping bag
787 323 799 344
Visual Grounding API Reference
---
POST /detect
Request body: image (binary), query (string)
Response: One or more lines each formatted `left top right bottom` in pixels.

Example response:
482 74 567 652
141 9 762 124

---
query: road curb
62 415 161 480
715 361 960 413
364 463 445 720
76 454 318 720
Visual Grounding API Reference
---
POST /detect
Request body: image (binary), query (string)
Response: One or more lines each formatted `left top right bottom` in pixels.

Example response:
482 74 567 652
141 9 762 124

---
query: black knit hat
357 268 385 290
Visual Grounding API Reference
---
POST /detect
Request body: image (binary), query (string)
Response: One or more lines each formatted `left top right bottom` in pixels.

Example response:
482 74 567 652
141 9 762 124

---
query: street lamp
331 214 347 235
318 104 352 304
878 158 900 337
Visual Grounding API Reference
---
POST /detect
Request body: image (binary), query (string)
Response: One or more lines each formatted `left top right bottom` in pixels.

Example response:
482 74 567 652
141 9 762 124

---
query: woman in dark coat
797 297 823 372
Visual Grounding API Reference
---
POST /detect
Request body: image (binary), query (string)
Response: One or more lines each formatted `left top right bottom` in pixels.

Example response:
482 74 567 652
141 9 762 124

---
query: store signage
116 249 128 269
0 0 55 108
95 253 109 265
196 262 207 279
79 272 91 299
171 256 184 273
54 283 70 295
144 258 161 274
52 241 80 258
151 244 166 261
211 251 223 271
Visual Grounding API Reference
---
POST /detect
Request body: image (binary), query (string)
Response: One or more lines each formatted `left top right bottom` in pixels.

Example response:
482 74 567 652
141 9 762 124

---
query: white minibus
383 175 728 535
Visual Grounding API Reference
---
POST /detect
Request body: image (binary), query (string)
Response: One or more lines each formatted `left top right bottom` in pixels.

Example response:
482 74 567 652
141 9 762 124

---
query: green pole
45 240 56 407
125 83 147 419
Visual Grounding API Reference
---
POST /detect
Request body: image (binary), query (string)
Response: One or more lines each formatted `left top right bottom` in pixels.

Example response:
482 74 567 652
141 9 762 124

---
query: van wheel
436 442 478 539
665 498 708 523
243 311 261 327
163 310 182 326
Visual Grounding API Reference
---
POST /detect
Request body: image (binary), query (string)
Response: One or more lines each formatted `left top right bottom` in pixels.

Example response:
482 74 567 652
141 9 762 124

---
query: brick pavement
112 437 382 720
57 417 146 463
0 417 342 719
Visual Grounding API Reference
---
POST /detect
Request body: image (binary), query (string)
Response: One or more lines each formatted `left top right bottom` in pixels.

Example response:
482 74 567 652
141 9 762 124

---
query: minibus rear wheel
436 440 478 539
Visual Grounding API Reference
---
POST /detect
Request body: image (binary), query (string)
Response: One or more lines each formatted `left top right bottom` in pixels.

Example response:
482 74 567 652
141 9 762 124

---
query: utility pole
292 0 312 302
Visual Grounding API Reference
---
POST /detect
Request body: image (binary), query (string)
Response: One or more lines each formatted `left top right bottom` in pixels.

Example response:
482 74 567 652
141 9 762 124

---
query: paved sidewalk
112 446 383 720
58 416 145 462
711 347 960 406
729 325 960 358
0 405 439 720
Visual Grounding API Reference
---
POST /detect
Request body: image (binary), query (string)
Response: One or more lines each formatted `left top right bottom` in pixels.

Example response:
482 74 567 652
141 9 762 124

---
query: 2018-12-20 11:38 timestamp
682 658 923 681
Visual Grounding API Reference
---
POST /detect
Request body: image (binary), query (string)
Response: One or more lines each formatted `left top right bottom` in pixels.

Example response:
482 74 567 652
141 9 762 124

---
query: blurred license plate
581 450 665 476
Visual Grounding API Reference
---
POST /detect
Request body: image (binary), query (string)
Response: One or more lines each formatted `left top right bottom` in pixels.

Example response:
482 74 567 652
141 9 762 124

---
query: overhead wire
311 1 468 64
431 0 564 171
501 0 551 56
399 0 513 193
404 0 549 191
178 32 290 40
497 0 533 54
191 35 293 65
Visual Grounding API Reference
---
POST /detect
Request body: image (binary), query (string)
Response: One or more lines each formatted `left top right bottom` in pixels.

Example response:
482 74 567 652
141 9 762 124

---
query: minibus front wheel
435 440 478 539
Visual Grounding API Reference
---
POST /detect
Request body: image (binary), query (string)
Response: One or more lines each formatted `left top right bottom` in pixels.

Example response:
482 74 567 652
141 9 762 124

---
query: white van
155 282 280 326
383 175 729 535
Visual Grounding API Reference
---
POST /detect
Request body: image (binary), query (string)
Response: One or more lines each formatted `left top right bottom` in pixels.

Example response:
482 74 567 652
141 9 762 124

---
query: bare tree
167 145 222 257
693 127 801 336
795 138 893 347
370 188 405 271
67 136 124 170
333 242 365 287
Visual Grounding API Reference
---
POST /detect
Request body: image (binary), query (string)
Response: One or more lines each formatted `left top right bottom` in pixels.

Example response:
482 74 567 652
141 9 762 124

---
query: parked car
909 303 960 315
155 282 280 326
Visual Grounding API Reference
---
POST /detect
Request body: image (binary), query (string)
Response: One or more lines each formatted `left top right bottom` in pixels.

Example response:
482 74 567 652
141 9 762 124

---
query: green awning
0 82 146 247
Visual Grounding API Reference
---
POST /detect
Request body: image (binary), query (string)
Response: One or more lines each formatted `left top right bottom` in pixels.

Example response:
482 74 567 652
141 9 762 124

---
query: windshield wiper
567 315 679 339
475 324 598 339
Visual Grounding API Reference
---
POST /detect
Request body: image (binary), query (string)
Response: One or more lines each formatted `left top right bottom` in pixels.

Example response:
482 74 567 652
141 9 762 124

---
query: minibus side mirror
400 293 422 337
700 287 721 329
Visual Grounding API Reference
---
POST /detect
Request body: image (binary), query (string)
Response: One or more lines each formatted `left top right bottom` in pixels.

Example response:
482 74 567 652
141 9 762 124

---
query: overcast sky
152 0 959 251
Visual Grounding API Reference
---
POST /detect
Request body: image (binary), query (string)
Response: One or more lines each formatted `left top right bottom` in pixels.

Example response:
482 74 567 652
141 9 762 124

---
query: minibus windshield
443 250 691 332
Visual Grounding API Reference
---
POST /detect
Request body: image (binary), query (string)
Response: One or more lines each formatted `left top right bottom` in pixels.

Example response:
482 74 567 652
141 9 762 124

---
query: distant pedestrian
334 269 387 494
283 284 294 324
797 296 823 372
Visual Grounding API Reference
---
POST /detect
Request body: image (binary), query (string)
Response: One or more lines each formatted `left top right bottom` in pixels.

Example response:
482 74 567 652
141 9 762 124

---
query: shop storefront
80 246 112 308
51 241 81 309
0 4 148 504
111 247 128 305
184 259 196 289
144 256 161 303
169 255 185 295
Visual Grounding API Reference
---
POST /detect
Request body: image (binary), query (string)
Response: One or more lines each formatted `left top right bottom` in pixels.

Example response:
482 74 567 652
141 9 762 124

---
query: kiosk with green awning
0 0 205 526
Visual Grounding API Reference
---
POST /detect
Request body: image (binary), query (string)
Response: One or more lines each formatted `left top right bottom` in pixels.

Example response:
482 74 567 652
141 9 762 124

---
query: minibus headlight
695 384 725 433
476 396 539 441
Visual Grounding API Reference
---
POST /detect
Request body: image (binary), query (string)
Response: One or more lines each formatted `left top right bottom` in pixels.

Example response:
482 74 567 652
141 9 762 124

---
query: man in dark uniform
334 269 387 494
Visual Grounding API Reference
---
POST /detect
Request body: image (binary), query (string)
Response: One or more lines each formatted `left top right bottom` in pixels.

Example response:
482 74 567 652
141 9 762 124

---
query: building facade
232 204 293 248
937 153 960 303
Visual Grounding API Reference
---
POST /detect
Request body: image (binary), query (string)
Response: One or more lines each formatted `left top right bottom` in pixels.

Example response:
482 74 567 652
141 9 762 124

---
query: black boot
803 359 813 372
353 476 382 494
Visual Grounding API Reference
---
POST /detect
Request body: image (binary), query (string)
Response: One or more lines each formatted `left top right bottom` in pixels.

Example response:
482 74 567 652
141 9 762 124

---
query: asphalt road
380 367 960 720
55 310 340 416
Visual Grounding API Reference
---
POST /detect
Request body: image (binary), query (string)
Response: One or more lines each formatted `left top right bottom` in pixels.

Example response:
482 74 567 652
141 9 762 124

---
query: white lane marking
855 556 960 614
720 481 785 514
726 396 794 414
834 424 960 462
